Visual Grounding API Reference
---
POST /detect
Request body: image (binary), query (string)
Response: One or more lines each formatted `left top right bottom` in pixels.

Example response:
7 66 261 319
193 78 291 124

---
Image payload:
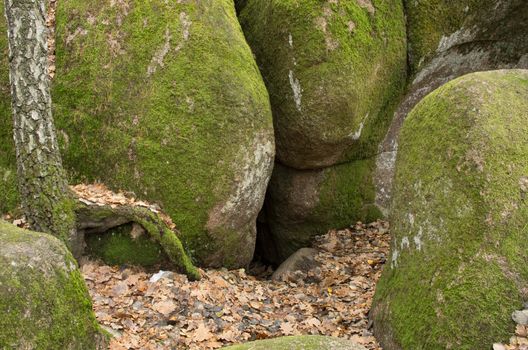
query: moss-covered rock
405 0 528 75
374 1 528 214
222 335 366 350
46 0 275 268
0 4 18 215
0 220 106 349
264 160 382 263
234 0 248 14
371 70 528 350
85 223 169 267
239 0 407 169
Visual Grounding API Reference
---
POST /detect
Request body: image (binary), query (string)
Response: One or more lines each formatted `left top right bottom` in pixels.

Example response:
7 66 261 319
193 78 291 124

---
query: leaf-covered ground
81 221 391 350
3 183 525 349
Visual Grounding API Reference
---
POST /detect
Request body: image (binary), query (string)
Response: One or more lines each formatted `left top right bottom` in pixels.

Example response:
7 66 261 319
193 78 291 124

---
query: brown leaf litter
81 221 391 350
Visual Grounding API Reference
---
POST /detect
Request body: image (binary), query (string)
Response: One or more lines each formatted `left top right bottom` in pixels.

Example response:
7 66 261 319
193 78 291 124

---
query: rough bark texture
4 0 77 252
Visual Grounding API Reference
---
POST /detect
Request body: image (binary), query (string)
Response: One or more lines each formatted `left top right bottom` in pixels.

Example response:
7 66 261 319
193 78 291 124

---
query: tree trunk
4 0 78 254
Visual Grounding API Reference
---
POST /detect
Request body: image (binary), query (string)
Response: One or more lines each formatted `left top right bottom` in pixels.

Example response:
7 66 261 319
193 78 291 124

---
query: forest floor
80 221 391 350
4 184 524 349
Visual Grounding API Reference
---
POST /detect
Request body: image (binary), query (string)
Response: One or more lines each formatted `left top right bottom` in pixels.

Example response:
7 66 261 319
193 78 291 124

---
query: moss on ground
222 335 365 350
76 203 200 279
0 220 106 349
240 0 407 168
371 70 528 350
85 223 169 267
48 0 273 267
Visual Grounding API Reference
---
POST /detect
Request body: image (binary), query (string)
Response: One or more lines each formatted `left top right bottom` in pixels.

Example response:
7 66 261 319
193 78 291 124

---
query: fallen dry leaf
192 322 214 342
152 300 176 317
79 220 391 349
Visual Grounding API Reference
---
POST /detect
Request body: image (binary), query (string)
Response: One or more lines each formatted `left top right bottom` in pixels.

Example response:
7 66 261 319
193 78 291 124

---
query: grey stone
513 310 528 326
271 248 320 282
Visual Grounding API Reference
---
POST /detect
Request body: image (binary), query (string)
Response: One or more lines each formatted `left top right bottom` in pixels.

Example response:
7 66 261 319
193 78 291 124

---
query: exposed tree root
75 202 201 281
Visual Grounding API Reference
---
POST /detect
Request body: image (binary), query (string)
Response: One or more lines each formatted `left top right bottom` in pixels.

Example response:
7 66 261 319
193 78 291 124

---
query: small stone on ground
82 221 391 349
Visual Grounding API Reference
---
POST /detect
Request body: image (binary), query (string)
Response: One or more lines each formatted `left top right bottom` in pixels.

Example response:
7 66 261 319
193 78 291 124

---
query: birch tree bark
4 0 78 253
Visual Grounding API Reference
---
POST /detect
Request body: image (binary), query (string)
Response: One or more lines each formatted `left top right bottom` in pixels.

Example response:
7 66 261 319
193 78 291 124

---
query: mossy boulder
371 70 528 350
222 335 366 350
0 4 18 215
0 220 106 349
46 0 275 268
374 0 528 214
405 0 528 75
239 0 406 169
264 160 382 263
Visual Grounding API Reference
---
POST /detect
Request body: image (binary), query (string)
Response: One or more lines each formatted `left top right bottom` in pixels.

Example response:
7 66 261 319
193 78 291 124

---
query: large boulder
0 220 106 348
375 0 528 213
264 161 382 263
405 0 528 75
371 70 528 349
222 335 366 350
40 0 274 268
239 0 407 169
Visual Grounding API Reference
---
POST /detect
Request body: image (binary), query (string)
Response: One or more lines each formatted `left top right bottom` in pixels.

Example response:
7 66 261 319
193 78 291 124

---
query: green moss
0 5 19 215
222 335 364 350
317 158 382 225
0 220 106 349
51 196 78 247
240 0 407 167
76 204 200 280
372 70 528 349
405 0 496 74
267 158 382 262
85 223 168 267
50 0 273 267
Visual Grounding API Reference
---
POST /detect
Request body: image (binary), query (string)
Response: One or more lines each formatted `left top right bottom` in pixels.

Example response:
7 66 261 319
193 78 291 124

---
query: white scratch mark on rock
349 113 369 140
180 12 191 41
289 70 302 112
401 236 410 249
147 27 172 77
391 248 399 269
414 226 423 251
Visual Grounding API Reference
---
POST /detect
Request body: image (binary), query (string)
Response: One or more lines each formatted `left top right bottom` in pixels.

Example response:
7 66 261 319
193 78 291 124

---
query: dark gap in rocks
249 206 277 279
233 0 247 16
